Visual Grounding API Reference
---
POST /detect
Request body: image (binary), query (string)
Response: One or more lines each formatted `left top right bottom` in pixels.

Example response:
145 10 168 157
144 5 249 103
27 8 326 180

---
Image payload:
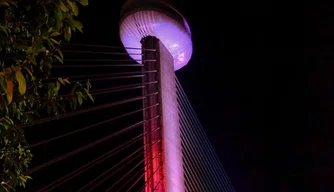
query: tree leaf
57 77 65 85
16 43 29 50
64 25 71 41
86 79 91 90
55 8 63 31
50 38 60 44
48 27 53 33
83 88 94 103
4 116 14 125
0 25 9 35
59 0 68 12
6 79 14 104
26 46 33 54
63 78 71 84
0 76 6 92
0 0 88 188
78 95 83 105
0 2 9 6
79 91 87 100
24 67 33 77
68 0 79 16
56 48 64 59
54 55 63 64
76 0 89 6
32 37 43 50
14 67 27 95
56 81 60 92
50 32 61 37
9 1 18 7
76 91 83 105
73 20 83 33
28 55 37 65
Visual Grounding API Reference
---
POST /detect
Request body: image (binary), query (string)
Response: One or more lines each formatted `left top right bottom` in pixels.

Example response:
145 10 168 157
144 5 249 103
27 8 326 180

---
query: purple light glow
120 10 193 71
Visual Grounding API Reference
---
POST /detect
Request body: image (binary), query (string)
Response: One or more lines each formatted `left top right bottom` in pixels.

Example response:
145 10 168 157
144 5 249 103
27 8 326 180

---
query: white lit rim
120 10 193 71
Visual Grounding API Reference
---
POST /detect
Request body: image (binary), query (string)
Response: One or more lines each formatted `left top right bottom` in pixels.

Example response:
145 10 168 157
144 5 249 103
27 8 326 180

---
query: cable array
176 76 236 192
22 42 235 191
23 44 156 191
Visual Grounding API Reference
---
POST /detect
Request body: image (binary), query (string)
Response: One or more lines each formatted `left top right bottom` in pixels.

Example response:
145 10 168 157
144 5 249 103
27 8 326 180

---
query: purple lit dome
119 0 193 71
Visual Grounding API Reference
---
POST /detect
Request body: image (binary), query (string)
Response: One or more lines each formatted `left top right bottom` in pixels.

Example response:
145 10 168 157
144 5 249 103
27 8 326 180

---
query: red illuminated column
142 36 185 192
142 36 165 192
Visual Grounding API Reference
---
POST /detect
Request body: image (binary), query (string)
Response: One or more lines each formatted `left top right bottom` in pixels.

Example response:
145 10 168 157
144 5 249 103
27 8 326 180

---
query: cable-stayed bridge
19 0 235 191
20 40 235 192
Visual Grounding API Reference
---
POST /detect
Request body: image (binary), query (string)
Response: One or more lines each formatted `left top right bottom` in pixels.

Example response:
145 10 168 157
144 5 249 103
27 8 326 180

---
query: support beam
142 36 185 192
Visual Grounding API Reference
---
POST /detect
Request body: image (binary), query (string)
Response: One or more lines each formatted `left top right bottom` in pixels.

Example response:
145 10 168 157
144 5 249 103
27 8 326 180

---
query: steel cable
36 134 145 192
21 92 158 129
31 104 159 148
26 116 159 175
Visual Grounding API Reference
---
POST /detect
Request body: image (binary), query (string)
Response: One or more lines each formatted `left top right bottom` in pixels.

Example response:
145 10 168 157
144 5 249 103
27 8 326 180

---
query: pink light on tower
119 0 193 71
120 0 193 192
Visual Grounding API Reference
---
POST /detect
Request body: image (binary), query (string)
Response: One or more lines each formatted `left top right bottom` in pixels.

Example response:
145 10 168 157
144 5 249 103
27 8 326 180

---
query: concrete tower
120 1 192 191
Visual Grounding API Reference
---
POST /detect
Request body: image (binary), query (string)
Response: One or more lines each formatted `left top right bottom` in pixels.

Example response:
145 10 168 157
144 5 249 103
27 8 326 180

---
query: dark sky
60 0 334 192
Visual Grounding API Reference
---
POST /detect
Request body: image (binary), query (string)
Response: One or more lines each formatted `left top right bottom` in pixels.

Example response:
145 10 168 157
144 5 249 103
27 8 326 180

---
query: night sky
29 0 334 191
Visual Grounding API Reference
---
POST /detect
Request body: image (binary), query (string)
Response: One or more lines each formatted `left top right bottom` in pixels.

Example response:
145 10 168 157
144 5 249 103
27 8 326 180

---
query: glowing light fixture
119 0 193 71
